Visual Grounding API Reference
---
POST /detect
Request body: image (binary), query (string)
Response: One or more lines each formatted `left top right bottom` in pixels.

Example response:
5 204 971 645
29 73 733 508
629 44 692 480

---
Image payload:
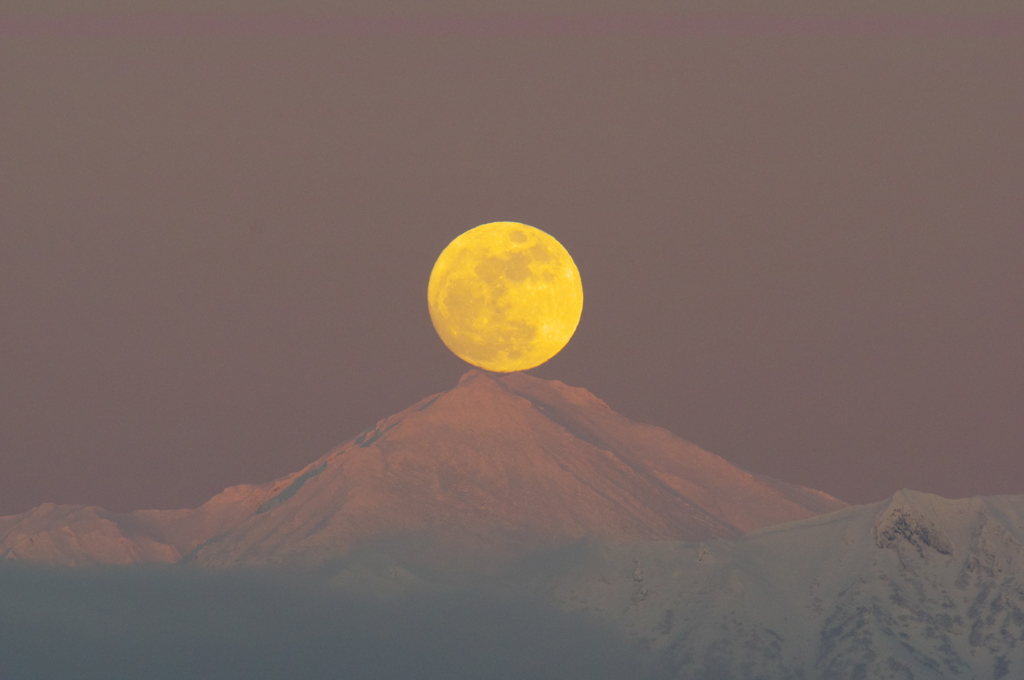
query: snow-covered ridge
544 489 1024 679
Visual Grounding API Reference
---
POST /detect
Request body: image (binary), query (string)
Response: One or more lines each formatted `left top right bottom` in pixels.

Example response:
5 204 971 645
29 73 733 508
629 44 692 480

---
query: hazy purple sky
2 2 1022 515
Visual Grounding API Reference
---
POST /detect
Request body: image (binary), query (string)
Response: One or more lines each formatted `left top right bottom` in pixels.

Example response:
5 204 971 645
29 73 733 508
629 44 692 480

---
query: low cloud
0 559 649 680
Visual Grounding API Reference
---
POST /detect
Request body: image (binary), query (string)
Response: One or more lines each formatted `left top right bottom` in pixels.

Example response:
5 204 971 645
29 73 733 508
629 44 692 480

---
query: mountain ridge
1 369 844 567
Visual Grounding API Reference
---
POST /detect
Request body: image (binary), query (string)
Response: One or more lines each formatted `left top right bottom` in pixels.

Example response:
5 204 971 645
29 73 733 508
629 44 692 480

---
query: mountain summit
1 370 844 567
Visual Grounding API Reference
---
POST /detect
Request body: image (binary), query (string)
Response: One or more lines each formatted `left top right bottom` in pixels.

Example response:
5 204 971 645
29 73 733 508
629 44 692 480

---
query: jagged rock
875 491 955 557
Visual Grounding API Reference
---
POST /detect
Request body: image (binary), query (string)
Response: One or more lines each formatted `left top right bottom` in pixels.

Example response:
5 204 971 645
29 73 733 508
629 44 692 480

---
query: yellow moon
428 222 583 372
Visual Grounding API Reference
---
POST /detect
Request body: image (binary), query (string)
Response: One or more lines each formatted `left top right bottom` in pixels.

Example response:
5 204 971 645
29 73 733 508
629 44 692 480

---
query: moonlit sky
1 1 1022 516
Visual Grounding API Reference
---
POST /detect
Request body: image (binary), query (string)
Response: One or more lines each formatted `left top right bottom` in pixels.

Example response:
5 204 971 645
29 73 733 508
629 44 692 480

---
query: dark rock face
876 503 955 557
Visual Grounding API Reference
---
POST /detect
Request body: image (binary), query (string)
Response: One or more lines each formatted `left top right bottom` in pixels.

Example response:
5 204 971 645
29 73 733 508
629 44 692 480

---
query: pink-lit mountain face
0 370 844 567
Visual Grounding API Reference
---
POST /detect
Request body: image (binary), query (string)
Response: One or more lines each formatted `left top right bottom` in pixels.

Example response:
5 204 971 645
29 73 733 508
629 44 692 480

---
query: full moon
428 222 583 373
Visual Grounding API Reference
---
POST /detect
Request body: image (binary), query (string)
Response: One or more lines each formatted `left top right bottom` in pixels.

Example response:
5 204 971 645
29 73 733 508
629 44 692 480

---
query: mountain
0 369 843 567
6 370 1022 677
0 483 275 566
541 489 1024 679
